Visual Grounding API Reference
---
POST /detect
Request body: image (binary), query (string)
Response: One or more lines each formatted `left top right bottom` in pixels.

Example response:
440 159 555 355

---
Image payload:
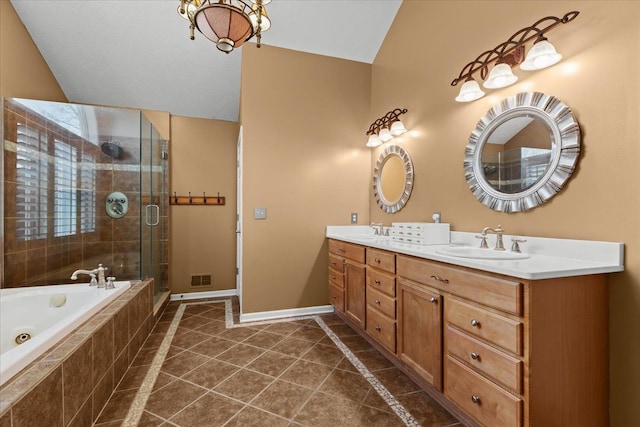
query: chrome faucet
71 264 109 287
369 222 384 236
480 225 505 251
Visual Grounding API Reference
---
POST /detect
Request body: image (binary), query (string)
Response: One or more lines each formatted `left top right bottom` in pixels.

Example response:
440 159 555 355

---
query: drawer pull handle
429 297 438 304
471 352 480 360
338 249 346 253
375 299 381 305
430 275 449 283
470 319 480 327
332 296 337 299
375 258 381 264
375 325 381 332
374 279 381 285
331 275 336 280
471 395 481 404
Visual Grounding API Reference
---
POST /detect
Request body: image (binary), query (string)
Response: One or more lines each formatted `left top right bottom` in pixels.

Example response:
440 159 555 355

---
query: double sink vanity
326 225 623 427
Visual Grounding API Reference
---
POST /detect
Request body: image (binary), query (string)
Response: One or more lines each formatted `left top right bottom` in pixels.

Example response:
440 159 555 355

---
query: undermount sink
352 234 389 240
435 246 530 260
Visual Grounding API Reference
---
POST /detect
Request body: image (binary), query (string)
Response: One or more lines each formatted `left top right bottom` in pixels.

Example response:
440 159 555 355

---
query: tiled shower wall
2 99 144 288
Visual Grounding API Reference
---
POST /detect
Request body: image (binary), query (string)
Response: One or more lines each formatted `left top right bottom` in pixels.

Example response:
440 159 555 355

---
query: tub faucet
481 225 505 251
71 264 109 287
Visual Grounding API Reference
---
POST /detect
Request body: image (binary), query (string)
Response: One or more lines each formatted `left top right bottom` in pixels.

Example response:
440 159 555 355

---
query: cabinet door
345 260 366 328
397 278 443 390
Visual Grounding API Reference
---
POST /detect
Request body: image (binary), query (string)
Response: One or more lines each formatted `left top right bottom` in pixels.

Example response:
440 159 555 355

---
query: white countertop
326 226 624 280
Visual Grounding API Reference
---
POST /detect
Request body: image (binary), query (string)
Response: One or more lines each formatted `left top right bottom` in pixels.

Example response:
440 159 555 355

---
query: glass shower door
140 114 169 302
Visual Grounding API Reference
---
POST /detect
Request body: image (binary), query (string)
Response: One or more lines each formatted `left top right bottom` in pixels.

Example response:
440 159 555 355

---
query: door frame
236 126 243 312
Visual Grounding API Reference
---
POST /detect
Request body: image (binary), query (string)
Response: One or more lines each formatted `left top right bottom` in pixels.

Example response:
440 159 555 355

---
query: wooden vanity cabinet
328 240 609 427
397 254 609 427
365 248 397 353
328 240 366 328
397 278 443 390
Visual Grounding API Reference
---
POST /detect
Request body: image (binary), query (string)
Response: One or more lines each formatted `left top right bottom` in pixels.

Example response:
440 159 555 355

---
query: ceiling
10 0 402 122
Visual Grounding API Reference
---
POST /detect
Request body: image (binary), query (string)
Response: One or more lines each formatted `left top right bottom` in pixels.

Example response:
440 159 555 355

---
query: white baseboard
239 305 334 323
170 289 238 301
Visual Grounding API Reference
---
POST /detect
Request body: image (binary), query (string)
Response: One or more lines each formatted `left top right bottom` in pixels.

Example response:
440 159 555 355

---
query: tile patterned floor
94 298 461 427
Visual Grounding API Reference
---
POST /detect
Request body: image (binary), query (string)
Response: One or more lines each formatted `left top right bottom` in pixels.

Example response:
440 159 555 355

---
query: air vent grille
190 274 212 287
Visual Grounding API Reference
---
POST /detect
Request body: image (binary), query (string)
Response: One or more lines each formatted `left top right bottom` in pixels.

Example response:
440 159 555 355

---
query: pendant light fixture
178 0 271 53
451 11 579 102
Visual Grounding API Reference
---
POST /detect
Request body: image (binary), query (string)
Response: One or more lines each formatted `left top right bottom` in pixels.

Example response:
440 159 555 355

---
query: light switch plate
254 207 267 220
351 213 358 224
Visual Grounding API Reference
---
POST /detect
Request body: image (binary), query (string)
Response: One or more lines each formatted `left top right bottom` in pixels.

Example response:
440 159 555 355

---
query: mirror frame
373 144 414 213
464 92 580 213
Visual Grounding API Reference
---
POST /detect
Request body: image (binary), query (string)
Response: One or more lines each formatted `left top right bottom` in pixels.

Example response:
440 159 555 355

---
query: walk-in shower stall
1 98 168 301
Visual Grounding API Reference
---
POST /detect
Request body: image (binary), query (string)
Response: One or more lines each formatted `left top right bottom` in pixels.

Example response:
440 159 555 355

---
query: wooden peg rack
170 192 225 206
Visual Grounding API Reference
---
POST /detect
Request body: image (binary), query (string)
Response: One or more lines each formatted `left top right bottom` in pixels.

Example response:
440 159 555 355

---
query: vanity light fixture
177 0 271 54
366 108 408 147
451 11 579 102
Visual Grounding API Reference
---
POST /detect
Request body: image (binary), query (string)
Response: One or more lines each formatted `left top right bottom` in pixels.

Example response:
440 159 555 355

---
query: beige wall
240 45 371 314
169 115 239 294
0 1 66 101
371 1 639 425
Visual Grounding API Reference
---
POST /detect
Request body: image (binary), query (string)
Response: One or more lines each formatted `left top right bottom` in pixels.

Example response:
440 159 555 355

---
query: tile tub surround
326 226 624 280
95 298 463 427
0 279 154 426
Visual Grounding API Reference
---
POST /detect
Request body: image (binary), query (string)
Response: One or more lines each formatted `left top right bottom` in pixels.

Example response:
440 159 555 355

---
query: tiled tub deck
0 279 155 426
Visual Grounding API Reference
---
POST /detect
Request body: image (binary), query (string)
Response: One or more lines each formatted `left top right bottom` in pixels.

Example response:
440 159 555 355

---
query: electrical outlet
351 213 358 224
254 207 267 219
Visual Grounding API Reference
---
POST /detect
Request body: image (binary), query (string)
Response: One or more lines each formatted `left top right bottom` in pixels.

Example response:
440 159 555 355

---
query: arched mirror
373 145 414 213
464 92 580 212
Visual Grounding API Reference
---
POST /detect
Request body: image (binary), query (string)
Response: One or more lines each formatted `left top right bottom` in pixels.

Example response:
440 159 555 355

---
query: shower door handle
145 204 160 226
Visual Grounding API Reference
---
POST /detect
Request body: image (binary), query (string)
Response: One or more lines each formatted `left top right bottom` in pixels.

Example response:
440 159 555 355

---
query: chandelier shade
195 2 254 53
178 0 270 53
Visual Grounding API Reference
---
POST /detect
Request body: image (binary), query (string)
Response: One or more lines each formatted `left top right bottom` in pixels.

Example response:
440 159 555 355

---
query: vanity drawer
329 239 365 263
366 285 396 319
328 253 343 272
447 325 523 394
445 356 522 427
329 284 344 312
397 255 522 315
446 298 523 356
366 306 396 353
328 268 344 288
366 248 396 274
366 269 396 297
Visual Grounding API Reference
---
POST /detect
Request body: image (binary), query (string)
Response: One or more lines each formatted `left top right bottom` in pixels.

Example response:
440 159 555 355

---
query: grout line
314 316 421 427
118 299 425 427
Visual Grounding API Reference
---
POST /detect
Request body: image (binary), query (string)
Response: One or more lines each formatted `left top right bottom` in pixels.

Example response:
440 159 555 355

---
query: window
15 123 48 241
80 152 97 233
53 139 78 237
